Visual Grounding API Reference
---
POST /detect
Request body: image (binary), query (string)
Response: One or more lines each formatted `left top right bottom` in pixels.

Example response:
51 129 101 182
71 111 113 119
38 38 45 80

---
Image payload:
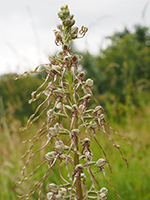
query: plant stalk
67 70 83 199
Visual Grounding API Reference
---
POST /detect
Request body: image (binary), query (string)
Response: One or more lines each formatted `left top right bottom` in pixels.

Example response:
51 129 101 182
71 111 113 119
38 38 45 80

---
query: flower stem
67 69 83 199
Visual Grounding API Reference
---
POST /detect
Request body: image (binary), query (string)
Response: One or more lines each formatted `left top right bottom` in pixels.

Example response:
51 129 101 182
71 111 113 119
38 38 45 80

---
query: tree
81 25 150 119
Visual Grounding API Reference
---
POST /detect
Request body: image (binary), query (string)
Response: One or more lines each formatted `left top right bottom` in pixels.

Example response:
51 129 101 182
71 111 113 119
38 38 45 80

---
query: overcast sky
0 0 150 75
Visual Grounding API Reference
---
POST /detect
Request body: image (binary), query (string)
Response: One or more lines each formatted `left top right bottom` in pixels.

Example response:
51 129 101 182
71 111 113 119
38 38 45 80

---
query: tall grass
0 103 150 199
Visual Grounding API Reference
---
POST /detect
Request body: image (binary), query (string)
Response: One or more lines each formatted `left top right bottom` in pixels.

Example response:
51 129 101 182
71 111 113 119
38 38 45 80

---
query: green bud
69 14 74 20
70 19 75 27
64 19 71 26
61 5 68 11
58 12 64 20
62 9 70 19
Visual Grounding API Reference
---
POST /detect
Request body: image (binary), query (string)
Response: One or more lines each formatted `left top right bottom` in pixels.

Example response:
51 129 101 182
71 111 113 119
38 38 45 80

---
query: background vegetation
0 24 150 199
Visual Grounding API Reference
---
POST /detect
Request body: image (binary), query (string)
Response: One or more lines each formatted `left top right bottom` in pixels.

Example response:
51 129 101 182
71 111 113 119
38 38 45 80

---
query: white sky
0 0 150 75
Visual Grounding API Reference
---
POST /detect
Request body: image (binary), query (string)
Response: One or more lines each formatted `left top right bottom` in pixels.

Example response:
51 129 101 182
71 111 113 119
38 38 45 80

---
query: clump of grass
15 5 129 200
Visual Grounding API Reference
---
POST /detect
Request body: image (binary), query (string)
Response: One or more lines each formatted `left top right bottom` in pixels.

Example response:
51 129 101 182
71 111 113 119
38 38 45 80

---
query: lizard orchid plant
15 5 128 200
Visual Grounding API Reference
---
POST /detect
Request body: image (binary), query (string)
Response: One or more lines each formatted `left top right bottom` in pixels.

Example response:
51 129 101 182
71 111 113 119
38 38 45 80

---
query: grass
0 104 150 200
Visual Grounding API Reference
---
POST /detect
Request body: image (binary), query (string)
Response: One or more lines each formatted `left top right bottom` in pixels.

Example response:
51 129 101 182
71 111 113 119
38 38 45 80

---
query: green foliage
1 106 150 199
81 25 150 121
0 73 44 124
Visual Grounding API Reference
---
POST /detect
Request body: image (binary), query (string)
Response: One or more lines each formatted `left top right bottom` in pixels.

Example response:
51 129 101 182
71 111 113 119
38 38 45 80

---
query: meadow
0 99 150 200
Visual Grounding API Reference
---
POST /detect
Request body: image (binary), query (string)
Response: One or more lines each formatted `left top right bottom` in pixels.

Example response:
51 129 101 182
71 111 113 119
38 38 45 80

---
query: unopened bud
62 9 70 18
69 14 74 20
64 19 71 26
70 19 75 27
60 5 68 11
58 12 63 19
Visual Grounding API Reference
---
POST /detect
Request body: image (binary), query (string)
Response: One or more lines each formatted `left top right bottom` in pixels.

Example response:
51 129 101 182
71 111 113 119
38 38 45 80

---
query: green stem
66 68 74 104
74 135 83 200
67 69 83 199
